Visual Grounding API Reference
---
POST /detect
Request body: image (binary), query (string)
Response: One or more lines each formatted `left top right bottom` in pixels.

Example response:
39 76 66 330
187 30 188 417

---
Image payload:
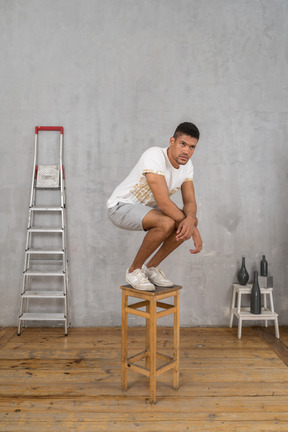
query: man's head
173 122 200 141
168 122 200 169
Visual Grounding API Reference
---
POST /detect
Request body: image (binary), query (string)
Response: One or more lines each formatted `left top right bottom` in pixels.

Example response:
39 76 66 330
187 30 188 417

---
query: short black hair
173 122 200 140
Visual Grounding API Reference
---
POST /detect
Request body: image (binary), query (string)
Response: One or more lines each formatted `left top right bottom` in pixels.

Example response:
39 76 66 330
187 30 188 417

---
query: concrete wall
0 0 287 327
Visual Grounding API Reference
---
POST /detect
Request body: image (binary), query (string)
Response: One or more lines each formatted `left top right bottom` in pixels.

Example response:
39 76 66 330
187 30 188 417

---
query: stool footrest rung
128 300 149 310
157 306 177 318
156 352 173 363
125 306 149 318
127 362 150 377
127 350 147 363
156 360 177 377
127 350 175 378
156 301 174 310
126 300 177 319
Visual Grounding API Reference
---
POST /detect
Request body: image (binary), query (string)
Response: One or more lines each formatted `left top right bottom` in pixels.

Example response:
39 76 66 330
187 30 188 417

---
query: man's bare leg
128 209 176 272
146 231 184 269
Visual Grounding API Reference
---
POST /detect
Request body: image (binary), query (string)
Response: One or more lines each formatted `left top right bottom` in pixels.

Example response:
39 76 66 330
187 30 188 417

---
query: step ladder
18 126 70 336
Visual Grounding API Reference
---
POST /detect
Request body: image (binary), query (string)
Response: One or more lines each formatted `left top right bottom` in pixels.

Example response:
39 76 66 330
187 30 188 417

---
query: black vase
250 271 261 314
260 255 268 276
237 257 249 285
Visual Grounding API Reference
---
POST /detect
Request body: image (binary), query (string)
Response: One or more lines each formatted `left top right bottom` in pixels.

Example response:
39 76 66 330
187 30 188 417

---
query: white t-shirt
107 146 194 208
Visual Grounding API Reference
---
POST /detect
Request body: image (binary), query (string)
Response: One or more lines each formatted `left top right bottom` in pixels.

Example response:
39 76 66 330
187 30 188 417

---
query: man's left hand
189 228 202 254
176 216 196 242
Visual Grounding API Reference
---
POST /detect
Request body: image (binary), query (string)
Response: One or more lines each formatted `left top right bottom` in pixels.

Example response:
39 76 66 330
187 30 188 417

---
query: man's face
168 134 198 168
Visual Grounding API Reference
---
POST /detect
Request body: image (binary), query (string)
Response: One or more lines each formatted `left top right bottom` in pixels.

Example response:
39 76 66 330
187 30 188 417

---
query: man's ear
169 136 175 146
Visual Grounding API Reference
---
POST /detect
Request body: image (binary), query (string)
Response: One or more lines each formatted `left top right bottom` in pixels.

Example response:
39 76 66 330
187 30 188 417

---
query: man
107 122 202 291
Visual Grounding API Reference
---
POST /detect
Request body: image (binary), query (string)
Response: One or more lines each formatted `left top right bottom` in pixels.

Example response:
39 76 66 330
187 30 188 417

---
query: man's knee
142 209 176 234
158 215 176 235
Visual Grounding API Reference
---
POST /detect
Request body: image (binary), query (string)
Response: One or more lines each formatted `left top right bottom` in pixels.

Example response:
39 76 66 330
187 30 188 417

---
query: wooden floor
1 326 288 431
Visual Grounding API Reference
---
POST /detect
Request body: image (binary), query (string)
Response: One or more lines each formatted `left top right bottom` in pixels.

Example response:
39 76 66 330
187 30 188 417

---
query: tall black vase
260 255 268 276
250 271 261 314
237 257 249 285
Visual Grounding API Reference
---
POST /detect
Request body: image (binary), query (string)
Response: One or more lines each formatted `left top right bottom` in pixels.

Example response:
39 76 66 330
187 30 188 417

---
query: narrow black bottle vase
237 257 249 285
250 271 261 314
260 255 268 276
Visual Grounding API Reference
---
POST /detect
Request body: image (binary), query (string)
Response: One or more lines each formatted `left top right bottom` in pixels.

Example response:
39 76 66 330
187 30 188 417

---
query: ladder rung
24 270 65 276
28 227 63 233
21 291 65 298
35 186 61 190
30 206 63 211
19 313 66 321
26 248 64 254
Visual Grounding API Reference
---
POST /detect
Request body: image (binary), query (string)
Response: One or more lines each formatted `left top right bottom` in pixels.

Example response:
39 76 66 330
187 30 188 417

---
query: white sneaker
125 268 155 291
143 265 174 287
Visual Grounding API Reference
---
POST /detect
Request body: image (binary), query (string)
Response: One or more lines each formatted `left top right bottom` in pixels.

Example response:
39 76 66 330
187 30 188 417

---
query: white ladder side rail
29 132 38 209
60 163 69 325
21 133 39 301
20 127 42 326
60 132 64 210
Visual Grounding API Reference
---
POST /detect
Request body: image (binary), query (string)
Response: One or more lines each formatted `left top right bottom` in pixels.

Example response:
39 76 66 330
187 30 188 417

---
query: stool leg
229 287 236 327
263 293 268 327
121 291 128 391
275 316 280 339
149 298 157 404
269 290 275 313
173 291 180 390
238 317 242 339
145 303 150 369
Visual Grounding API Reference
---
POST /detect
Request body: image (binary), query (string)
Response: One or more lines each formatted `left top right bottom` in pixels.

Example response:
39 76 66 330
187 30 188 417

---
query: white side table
229 283 280 339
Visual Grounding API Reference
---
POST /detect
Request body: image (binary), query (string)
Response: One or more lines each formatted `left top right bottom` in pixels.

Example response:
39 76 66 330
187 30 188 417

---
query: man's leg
129 209 176 272
146 231 184 269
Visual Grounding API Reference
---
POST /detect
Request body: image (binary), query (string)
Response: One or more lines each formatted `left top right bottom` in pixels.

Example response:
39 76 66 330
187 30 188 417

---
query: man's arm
172 180 198 242
145 173 186 223
145 173 197 238
180 181 202 253
145 173 202 253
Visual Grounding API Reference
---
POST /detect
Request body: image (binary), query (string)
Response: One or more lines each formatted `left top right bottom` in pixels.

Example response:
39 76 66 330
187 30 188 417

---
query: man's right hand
189 228 202 254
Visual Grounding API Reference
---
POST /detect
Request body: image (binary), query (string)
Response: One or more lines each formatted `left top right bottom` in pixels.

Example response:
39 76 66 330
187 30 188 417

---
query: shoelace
155 266 165 277
133 269 150 282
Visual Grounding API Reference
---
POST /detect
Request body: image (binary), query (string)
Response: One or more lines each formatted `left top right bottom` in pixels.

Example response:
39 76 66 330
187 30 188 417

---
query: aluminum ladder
18 126 69 335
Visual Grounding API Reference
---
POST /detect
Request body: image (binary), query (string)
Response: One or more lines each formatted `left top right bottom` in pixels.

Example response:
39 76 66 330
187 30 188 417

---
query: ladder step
30 206 63 211
21 291 65 298
35 186 61 190
28 227 63 233
19 313 66 321
26 248 64 254
24 270 65 276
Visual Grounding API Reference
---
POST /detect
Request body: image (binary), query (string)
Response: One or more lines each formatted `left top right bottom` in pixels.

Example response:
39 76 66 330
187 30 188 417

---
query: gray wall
1 0 287 327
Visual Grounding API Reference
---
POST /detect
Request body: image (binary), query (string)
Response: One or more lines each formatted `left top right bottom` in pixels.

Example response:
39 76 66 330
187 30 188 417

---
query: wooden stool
229 283 280 339
121 284 181 404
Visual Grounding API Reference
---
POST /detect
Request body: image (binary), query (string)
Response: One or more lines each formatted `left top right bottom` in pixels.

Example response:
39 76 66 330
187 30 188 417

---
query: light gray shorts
107 202 154 231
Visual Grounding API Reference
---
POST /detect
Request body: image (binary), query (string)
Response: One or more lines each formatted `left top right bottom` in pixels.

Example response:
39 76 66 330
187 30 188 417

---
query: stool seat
121 284 181 404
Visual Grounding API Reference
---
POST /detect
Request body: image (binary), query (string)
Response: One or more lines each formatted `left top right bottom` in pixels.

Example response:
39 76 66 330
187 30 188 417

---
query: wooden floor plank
253 326 288 367
1 396 288 419
1 421 288 432
0 326 287 431
0 350 284 370
0 328 17 349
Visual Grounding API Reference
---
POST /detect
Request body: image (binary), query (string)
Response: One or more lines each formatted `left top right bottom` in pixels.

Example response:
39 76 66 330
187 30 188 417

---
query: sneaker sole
148 279 174 287
125 279 155 292
128 284 155 292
